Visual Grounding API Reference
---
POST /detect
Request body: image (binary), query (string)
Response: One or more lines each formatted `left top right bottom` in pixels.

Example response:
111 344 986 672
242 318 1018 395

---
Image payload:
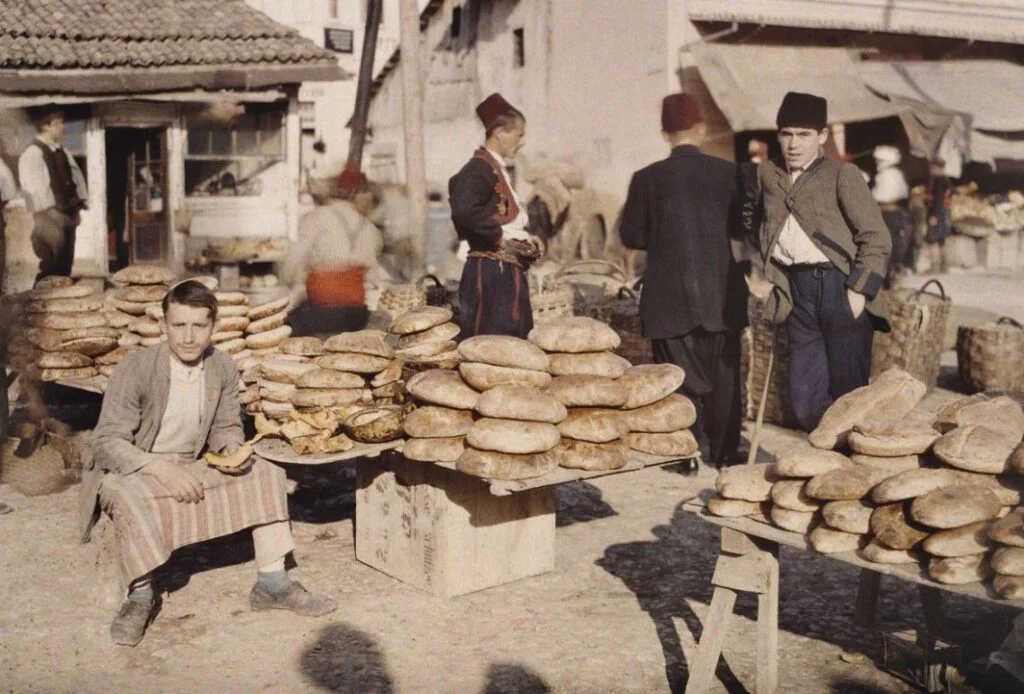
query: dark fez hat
476 92 515 129
776 92 828 130
661 93 703 132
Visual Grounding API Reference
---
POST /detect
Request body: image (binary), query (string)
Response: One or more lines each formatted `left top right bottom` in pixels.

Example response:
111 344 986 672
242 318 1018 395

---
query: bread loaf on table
456 447 557 480
822 499 874 535
324 330 393 358
992 547 1024 576
59 336 118 358
457 335 549 372
859 540 920 565
809 525 864 553
546 375 628 408
557 408 628 443
396 322 460 349
625 429 699 457
715 464 777 502
246 310 288 335
545 438 629 471
620 393 696 433
988 510 1024 547
261 359 317 384
528 316 620 353
871 501 931 550
467 418 561 455
289 388 365 408
371 361 404 388
396 339 457 360
928 554 993 585
406 369 479 410
922 521 996 557
871 468 961 504
215 291 248 305
805 465 891 501
548 351 630 379
932 424 1019 474
474 385 567 424
910 485 1003 529
246 325 292 350
295 368 366 390
770 506 818 534
458 361 552 390
770 479 822 512
706 496 766 518
316 352 392 374
403 406 474 438
404 436 465 462
389 306 453 335
111 264 176 286
248 296 290 321
772 445 850 478
280 337 326 357
37 351 93 369
847 418 940 457
617 364 686 410
952 395 1024 437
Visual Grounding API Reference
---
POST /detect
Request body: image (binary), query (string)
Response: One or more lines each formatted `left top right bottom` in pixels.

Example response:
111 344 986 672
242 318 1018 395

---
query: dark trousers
458 256 532 340
882 207 911 283
32 208 76 277
786 264 874 432
652 328 742 465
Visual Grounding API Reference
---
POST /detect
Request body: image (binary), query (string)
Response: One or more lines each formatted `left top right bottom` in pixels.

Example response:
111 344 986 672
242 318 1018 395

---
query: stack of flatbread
404 368 481 466
244 296 292 355
106 265 176 348
988 510 1024 599
389 306 461 371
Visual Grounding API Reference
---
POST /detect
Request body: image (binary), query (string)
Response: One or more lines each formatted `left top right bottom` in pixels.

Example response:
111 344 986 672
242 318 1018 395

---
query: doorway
105 127 168 271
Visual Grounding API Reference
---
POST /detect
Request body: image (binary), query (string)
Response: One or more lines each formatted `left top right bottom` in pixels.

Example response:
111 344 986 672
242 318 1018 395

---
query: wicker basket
554 259 628 320
529 275 575 325
608 283 652 365
956 317 1024 393
871 279 952 387
378 283 427 317
740 295 799 427
0 439 71 496
418 274 451 307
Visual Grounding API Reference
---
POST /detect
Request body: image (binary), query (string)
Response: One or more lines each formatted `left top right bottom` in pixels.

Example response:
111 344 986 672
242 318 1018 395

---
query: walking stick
746 326 776 466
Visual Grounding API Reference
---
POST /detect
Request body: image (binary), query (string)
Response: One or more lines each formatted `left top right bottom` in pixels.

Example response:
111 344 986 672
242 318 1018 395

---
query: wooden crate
355 453 556 597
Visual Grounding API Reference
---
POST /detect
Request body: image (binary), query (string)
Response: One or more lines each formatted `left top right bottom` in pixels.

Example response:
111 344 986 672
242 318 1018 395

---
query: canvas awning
691 43 899 132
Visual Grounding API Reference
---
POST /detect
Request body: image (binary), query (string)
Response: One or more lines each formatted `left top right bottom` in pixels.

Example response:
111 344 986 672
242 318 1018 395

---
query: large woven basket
554 259 627 320
1 439 71 496
740 295 798 427
378 283 427 317
871 279 952 387
529 275 575 325
609 283 652 365
956 317 1024 393
418 274 450 307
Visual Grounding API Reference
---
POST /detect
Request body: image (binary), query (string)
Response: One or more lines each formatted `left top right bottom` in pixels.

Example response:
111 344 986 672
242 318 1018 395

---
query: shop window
184 103 285 198
513 28 525 67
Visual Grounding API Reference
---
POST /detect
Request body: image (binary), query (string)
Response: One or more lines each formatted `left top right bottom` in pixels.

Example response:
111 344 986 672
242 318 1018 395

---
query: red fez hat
776 92 828 130
336 163 368 194
476 92 516 130
661 93 703 133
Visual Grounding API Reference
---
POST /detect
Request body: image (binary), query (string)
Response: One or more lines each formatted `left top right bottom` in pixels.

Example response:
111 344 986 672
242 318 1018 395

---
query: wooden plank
254 437 402 465
854 569 882 628
756 546 780 694
711 554 771 594
54 377 107 395
685 586 738 694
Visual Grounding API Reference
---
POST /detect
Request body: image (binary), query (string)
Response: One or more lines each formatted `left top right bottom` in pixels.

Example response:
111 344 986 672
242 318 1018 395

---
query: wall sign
324 27 354 53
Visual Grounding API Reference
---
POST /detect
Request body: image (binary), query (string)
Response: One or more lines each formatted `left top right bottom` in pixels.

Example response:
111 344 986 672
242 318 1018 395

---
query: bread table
681 495 1024 694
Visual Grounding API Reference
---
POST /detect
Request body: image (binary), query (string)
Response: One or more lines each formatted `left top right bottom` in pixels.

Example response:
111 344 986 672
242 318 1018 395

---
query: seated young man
82 280 336 646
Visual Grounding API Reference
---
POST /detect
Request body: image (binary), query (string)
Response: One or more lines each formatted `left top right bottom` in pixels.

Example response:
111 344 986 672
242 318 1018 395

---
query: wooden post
347 0 383 168
398 0 426 279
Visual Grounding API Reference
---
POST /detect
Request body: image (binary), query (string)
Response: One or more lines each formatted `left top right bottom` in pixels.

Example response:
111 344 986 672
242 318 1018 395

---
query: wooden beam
398 0 427 278
348 0 384 167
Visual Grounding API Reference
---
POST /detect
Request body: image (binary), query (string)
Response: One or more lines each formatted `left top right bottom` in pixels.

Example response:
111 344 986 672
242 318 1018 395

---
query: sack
957 318 1024 393
871 279 952 387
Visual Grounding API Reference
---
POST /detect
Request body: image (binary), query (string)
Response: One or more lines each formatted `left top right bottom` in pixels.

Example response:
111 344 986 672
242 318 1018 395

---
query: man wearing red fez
740 91 891 431
620 92 747 467
448 92 540 339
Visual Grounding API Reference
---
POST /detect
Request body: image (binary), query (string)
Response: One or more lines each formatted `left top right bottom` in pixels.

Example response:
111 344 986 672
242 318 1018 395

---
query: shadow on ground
482 662 552 694
299 622 395 693
556 481 616 527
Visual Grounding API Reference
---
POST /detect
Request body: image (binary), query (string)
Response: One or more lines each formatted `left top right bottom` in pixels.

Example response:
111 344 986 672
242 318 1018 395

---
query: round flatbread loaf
35 312 108 330
850 454 922 474
129 319 162 337
246 310 287 335
397 322 461 349
404 436 465 463
953 472 1024 507
106 296 151 316
215 291 248 306
456 447 556 480
25 297 104 314
715 464 777 502
37 365 99 381
259 380 298 403
547 351 630 379
806 465 890 501
279 337 325 357
324 330 393 358
260 359 317 384
992 547 1024 576
111 264 176 286
988 510 1024 548
58 336 118 357
954 395 1024 437
262 400 296 420
57 326 124 343
217 304 250 318
547 375 627 408
928 554 993 585
557 408 627 443
212 330 244 344
232 348 253 361
144 304 164 321
467 418 560 454
848 419 940 457
249 296 290 321
371 361 404 388
140 336 163 347
33 276 73 290
859 540 920 565
871 502 930 550
290 388 365 408
458 362 551 391
625 430 699 457
371 381 405 400
316 352 392 374
871 468 961 504
822 499 874 535
620 394 696 433
26 328 67 352
457 335 549 372
770 479 821 512
933 424 1019 474
246 324 292 350
910 485 1002 529
618 364 685 410
217 315 250 333
189 275 218 291
406 369 480 410
395 339 457 359
94 346 140 365
475 385 567 424
217 338 247 354
403 406 474 438
239 384 260 406
118 332 142 347
37 351 93 369
105 309 135 328
97 365 116 378
114 284 167 303
294 368 366 390
389 306 454 335
922 521 995 557
773 445 851 478
770 506 818 534
993 575 1024 600
402 349 461 368
31 282 96 300
707 495 766 518
545 438 628 471
809 525 863 553
528 316 620 353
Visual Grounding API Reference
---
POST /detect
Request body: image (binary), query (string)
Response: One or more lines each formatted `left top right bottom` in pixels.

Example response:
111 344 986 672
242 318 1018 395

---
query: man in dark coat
449 93 540 340
620 93 748 466
741 92 891 432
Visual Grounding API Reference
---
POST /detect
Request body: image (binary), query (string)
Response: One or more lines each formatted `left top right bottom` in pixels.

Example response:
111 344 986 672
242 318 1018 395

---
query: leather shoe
110 598 158 647
250 581 337 617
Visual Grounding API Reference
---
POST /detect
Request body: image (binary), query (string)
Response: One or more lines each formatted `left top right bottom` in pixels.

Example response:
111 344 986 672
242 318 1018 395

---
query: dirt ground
2 269 1023 694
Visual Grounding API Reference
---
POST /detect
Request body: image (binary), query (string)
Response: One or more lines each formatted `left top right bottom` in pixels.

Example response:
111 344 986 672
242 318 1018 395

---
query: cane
746 326 776 466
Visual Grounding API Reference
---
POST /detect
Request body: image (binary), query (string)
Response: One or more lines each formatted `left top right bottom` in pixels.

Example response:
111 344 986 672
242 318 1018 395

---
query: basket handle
417 274 443 288
616 286 638 300
997 317 1024 329
555 259 626 281
632 277 644 292
916 279 947 300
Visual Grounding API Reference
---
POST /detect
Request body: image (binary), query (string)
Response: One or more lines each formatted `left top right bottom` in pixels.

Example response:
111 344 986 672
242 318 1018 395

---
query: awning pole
398 0 426 279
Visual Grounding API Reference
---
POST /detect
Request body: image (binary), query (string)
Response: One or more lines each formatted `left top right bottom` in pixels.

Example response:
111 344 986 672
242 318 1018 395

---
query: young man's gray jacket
741 156 892 327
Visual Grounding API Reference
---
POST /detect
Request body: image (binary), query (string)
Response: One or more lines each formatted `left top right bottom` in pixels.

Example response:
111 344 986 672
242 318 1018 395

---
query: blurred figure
922 158 951 274
423 191 457 280
871 145 911 284
18 106 88 277
0 156 34 294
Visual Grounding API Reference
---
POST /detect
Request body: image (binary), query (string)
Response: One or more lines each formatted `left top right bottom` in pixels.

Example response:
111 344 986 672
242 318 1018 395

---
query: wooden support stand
355 453 556 597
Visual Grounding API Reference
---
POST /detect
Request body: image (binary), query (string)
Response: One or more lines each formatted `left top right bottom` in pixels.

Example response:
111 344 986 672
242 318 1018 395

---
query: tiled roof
0 0 345 91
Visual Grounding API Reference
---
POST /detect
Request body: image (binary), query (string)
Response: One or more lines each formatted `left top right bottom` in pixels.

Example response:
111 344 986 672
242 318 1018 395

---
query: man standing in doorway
19 106 88 277
619 93 748 466
742 92 891 432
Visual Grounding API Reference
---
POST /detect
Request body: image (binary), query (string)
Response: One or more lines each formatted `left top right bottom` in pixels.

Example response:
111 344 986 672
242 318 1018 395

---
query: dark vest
32 140 82 214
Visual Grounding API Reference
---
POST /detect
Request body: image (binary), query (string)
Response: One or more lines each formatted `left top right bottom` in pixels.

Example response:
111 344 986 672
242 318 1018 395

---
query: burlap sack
557 408 627 443
456 447 557 480
992 575 1024 599
111 264 176 286
295 368 366 390
403 406 474 438
715 464 777 502
249 296 290 321
546 438 628 471
397 322 461 349
954 395 1024 438
458 362 552 391
808 368 927 450
932 424 1019 474
922 521 995 557
625 429 699 457
406 369 480 410
404 436 465 463
928 554 993 585
467 418 561 454
871 502 930 550
859 540 920 565
548 351 630 379
620 393 696 433
617 364 686 410
457 335 550 372
809 525 864 553
822 499 874 535
280 337 326 357
770 479 821 512
528 316 621 353
390 306 453 335
911 485 1003 529
473 385 567 424
316 352 392 374
871 468 961 504
989 510 1024 548
770 506 818 534
324 330 393 358
547 375 627 408
707 495 765 518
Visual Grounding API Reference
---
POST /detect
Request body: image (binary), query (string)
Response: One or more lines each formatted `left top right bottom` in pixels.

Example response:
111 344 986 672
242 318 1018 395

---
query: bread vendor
449 93 542 340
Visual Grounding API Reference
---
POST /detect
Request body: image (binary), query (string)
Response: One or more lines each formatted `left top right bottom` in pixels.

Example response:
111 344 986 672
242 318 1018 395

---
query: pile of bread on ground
404 316 698 481
710 367 1024 599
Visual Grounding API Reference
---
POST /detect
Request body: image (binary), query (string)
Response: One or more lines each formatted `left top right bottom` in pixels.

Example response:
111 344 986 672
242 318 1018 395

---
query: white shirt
17 137 89 214
151 357 206 456
484 147 530 241
0 160 25 209
771 161 830 266
872 167 909 204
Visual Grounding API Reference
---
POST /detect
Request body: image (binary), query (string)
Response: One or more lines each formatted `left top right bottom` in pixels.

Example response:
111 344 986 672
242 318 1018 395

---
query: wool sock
257 557 289 594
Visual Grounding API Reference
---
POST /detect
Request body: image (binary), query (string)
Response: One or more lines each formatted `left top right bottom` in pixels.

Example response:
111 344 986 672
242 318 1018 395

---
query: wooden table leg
918 585 946 635
685 585 738 694
855 569 881 628
756 544 780 694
